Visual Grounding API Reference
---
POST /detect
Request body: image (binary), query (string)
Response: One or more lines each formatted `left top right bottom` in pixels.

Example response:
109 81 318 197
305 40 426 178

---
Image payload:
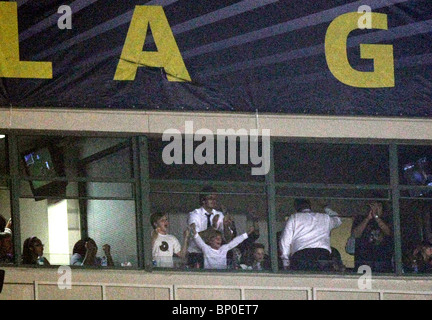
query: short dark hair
22 236 41 264
150 212 165 229
294 198 311 212
206 229 223 244
369 199 389 215
199 186 217 205
252 243 265 251
72 237 95 257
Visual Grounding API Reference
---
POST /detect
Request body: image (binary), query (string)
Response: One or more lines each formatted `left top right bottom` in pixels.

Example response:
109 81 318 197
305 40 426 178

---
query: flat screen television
22 145 67 199
403 157 432 197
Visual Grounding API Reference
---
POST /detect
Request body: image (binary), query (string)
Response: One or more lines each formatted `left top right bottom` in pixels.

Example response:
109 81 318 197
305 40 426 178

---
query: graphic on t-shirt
368 229 385 245
159 241 169 252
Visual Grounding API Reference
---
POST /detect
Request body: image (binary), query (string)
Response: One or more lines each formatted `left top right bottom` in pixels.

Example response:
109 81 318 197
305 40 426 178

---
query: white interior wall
87 199 137 267
19 197 50 260
47 200 69 265
0 188 10 220
84 143 137 267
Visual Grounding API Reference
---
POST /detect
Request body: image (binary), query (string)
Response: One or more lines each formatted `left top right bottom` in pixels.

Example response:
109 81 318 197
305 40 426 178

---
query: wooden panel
316 291 380 300
37 284 102 300
105 286 171 300
384 293 432 300
176 288 241 300
0 284 34 300
244 289 308 300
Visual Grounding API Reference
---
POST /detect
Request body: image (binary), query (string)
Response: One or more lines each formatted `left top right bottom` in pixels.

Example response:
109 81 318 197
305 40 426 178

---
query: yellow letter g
325 12 394 88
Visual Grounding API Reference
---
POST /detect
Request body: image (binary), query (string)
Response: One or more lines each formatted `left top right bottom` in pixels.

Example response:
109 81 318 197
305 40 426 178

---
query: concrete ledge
0 107 431 140
2 267 432 300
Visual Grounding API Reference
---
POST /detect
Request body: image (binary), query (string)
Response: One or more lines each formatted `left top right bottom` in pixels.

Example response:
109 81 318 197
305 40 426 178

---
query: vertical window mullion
265 139 278 272
137 135 152 271
390 143 402 275
132 137 145 269
8 133 21 266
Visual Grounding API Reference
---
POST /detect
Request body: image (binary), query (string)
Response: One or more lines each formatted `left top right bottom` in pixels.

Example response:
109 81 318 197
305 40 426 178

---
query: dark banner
0 0 431 116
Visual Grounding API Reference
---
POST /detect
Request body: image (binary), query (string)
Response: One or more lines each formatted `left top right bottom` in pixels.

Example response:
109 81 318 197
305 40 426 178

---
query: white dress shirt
279 208 342 267
194 233 248 269
187 207 224 254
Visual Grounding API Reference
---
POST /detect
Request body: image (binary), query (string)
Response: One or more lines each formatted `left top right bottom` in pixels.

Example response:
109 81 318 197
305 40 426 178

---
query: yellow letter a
0 2 52 78
114 6 191 82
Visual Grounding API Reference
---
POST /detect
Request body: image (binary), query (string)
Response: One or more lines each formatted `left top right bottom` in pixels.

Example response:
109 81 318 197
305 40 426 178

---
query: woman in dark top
22 237 50 266
408 241 432 273
351 201 393 273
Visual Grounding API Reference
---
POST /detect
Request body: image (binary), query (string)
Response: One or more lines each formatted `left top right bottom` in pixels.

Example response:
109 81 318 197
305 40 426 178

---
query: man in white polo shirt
280 198 342 271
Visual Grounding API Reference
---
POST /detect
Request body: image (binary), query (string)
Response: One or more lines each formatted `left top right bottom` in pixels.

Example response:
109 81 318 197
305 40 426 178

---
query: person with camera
351 200 393 273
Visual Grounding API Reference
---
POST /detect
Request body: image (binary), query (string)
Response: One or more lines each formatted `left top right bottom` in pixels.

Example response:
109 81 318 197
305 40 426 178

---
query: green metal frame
2 131 432 277
390 144 403 276
265 140 279 272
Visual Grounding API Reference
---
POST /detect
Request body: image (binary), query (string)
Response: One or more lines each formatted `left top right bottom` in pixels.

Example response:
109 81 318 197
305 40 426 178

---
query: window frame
2 131 432 277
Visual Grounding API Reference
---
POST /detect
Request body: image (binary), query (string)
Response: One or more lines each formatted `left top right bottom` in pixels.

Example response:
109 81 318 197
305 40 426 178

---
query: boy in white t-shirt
151 212 189 268
190 224 255 270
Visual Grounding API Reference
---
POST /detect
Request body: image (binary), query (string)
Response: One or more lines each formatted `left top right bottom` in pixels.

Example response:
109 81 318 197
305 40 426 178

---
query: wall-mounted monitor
22 145 67 200
403 157 432 197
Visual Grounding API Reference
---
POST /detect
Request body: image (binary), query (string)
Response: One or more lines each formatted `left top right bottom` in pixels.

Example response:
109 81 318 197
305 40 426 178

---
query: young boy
241 243 271 271
151 212 189 268
190 224 255 270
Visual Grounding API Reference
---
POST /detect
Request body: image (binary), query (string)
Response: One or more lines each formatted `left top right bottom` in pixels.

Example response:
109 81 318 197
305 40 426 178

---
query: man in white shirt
279 198 342 271
187 186 226 268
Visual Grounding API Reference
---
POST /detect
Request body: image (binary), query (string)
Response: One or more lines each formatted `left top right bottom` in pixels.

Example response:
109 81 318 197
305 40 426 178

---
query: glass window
274 141 392 274
11 133 432 278
18 136 132 179
149 136 265 182
276 195 392 274
17 135 138 268
148 135 269 271
0 135 12 265
399 199 430 274
274 142 389 185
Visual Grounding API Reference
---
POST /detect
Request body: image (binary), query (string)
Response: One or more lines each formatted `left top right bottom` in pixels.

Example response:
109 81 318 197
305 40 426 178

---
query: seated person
0 235 13 264
190 224 255 270
0 216 12 263
22 237 50 266
70 238 113 267
150 212 189 268
240 243 271 271
406 241 432 273
0 215 12 240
